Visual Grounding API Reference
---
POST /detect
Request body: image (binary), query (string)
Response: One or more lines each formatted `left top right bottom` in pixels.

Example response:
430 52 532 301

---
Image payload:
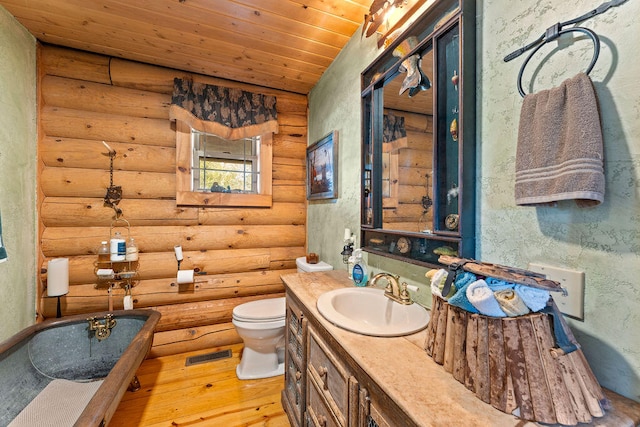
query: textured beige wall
479 0 640 401
309 1 640 401
307 26 432 307
307 33 378 272
0 6 37 341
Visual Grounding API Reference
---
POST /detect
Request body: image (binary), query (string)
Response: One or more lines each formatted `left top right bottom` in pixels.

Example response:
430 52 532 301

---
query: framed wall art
306 131 338 200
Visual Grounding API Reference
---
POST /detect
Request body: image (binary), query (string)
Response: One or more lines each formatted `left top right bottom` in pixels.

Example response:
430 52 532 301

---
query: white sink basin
316 287 430 337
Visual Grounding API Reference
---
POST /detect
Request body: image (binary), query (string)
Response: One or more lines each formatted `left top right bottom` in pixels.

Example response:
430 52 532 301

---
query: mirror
361 0 475 268
380 45 434 233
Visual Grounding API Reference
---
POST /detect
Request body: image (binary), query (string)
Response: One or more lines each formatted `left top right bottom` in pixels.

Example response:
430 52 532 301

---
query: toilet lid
232 297 286 322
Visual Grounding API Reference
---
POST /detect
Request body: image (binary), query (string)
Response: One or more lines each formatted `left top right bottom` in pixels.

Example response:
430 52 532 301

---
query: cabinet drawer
308 329 350 424
307 371 341 427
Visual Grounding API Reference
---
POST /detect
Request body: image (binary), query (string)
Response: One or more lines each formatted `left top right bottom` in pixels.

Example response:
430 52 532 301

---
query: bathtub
0 309 160 427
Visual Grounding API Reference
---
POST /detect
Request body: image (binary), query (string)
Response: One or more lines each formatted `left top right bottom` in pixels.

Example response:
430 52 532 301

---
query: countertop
281 270 640 427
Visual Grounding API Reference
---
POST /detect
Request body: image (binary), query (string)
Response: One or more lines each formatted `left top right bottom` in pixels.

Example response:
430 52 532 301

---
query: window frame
175 121 272 207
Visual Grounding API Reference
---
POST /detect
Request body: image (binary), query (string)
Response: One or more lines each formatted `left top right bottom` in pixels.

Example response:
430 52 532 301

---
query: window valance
169 78 279 140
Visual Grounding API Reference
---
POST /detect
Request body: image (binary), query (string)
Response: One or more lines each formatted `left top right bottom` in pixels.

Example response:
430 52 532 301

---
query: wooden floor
110 344 291 426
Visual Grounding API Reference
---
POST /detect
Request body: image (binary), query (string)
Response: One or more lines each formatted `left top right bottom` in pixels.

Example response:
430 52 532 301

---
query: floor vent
185 349 232 366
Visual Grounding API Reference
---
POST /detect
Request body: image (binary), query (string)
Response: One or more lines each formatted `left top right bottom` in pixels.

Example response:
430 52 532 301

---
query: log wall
37 44 308 358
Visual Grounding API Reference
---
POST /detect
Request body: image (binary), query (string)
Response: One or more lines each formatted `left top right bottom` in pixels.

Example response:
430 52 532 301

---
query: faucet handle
400 282 413 304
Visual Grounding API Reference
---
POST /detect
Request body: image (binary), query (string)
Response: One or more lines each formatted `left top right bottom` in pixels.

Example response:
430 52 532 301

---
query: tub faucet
87 314 117 341
369 272 413 305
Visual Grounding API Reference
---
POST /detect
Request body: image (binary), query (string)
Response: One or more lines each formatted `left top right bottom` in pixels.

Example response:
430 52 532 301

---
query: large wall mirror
361 0 475 268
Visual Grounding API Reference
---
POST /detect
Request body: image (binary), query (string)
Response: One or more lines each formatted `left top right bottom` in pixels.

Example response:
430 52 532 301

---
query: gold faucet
369 272 413 305
87 314 117 341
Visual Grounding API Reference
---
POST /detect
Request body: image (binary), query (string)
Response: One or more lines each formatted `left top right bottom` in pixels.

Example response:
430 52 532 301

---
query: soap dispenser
351 249 368 287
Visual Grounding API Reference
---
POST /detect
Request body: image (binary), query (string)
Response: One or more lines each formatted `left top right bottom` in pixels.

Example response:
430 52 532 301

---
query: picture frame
306 131 338 200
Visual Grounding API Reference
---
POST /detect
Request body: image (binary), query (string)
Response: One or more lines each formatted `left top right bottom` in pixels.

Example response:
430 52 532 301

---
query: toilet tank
296 256 333 273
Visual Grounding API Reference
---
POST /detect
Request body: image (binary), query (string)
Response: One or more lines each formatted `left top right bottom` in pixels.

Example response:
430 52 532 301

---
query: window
192 131 260 194
175 121 272 207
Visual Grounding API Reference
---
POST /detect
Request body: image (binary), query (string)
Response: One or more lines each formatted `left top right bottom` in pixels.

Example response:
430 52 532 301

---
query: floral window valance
169 78 279 140
383 114 406 143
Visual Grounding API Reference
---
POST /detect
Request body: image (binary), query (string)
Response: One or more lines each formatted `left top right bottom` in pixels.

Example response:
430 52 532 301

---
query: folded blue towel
466 279 507 317
514 284 550 312
456 271 477 288
485 277 515 292
447 272 479 313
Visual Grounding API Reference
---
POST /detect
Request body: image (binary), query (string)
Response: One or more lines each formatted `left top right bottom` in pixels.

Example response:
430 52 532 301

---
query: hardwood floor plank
110 344 290 426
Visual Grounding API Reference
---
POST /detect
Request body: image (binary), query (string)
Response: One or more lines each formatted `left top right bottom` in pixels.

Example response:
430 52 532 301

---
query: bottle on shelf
125 237 139 261
110 231 126 262
98 241 110 262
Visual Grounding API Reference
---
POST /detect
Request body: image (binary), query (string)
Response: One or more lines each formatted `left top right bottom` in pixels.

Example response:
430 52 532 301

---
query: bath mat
9 379 103 427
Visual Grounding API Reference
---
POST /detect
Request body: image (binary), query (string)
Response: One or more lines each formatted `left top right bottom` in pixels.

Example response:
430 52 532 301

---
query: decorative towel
485 277 515 292
454 271 477 289
514 284 550 312
515 72 604 207
447 272 479 313
466 279 507 317
425 269 437 280
429 269 456 299
494 289 530 317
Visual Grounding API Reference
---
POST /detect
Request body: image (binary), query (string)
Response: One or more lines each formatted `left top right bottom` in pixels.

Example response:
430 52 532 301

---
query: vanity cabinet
282 292 416 427
282 272 640 427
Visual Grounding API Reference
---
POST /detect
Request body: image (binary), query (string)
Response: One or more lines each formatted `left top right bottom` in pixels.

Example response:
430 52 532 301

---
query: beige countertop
281 270 640 427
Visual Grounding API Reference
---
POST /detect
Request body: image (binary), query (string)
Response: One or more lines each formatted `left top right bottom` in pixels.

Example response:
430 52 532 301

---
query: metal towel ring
517 26 600 97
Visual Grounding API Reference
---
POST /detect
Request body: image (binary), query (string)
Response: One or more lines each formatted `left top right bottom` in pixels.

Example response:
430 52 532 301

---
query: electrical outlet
527 263 585 320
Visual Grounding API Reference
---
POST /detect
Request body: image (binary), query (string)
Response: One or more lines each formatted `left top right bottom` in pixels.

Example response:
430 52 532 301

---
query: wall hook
102 141 123 218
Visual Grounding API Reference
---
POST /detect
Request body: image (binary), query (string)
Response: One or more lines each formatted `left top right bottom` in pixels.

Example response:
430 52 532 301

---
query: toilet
232 297 287 380
232 257 333 380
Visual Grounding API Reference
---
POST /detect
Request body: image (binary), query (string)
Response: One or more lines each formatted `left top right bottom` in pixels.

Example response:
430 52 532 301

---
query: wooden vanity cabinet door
283 297 308 427
357 387 393 427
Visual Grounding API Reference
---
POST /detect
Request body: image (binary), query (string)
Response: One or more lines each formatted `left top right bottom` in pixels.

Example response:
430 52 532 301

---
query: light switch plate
527 263 585 320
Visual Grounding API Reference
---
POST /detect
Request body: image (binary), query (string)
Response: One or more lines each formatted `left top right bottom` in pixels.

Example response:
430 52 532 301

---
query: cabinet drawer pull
318 366 328 389
317 414 327 427
295 370 302 380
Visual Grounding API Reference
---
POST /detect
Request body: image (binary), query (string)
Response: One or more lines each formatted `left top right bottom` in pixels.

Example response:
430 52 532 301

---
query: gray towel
515 72 604 207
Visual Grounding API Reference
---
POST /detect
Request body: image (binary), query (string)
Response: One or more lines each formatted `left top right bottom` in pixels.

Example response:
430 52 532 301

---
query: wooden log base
425 295 608 426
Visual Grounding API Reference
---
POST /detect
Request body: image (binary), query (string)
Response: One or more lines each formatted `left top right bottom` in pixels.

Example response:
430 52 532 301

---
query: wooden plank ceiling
0 0 372 94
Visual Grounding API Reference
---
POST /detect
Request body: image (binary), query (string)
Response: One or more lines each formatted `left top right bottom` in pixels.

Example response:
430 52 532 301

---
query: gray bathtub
0 309 160 427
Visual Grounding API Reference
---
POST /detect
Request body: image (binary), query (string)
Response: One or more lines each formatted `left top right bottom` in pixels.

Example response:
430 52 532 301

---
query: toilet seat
232 297 285 323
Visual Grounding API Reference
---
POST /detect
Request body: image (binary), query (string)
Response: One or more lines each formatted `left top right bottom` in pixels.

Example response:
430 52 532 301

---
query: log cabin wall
37 44 308 358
